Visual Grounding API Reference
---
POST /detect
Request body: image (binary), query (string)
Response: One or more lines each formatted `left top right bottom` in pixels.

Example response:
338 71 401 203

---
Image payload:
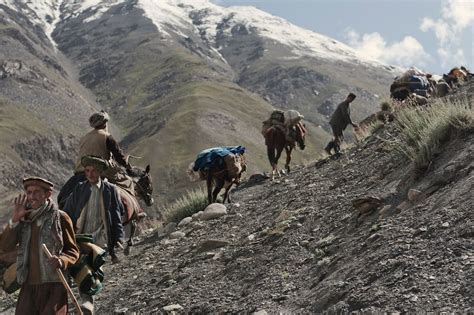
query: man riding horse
58 111 154 248
58 111 135 208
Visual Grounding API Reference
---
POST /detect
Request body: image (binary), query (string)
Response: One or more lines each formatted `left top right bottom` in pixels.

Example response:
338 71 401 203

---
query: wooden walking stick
42 244 83 315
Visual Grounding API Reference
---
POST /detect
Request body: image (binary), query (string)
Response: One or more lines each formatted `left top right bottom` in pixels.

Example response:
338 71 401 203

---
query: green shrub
392 97 473 172
380 101 393 112
161 187 208 223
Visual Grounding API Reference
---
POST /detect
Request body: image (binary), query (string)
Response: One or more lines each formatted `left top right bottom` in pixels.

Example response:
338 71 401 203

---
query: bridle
133 172 152 202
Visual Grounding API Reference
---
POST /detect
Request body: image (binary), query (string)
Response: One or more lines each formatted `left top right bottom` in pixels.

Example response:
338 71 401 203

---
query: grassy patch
380 101 393 112
392 97 473 172
356 120 384 141
161 188 208 223
0 98 47 160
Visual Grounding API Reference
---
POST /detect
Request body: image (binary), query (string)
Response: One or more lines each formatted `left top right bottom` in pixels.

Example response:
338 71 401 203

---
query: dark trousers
16 283 67 315
325 125 343 154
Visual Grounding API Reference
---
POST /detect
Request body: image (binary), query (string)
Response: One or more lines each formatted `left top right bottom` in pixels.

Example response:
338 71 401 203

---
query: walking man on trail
324 93 359 155
63 155 124 263
62 155 125 314
0 177 79 314
58 110 134 208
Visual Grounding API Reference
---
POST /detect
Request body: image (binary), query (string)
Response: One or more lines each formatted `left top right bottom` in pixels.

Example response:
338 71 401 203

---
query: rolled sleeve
58 211 80 269
0 224 20 253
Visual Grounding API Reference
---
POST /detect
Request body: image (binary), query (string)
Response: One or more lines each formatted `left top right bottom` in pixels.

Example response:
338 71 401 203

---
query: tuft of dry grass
355 120 384 141
392 97 473 172
161 187 208 223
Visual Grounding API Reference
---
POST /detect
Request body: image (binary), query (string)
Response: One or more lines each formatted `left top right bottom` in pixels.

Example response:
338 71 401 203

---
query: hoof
111 255 120 264
137 212 147 220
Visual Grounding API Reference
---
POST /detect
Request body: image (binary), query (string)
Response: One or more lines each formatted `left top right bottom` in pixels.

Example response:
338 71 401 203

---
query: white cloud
344 28 431 68
442 0 473 29
420 0 473 68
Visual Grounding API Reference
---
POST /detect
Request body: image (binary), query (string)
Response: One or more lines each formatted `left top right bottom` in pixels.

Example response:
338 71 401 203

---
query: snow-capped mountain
0 0 397 206
2 0 391 67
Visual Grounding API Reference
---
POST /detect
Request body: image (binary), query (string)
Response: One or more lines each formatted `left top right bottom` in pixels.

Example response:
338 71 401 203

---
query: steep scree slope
89 94 473 313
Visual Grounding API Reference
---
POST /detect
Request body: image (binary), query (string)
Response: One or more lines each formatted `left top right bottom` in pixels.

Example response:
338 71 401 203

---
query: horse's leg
267 145 277 180
223 182 233 203
123 219 135 256
213 178 225 203
275 147 283 178
207 175 213 204
285 146 292 173
128 219 137 247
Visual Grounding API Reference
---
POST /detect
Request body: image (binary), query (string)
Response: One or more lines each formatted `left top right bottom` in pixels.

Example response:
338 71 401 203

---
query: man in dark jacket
325 93 358 155
63 155 124 314
63 155 124 261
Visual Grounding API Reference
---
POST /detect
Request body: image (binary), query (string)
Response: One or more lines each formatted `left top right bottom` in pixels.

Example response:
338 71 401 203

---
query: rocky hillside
23 82 467 313
0 2 100 217
0 0 400 214
1 0 399 208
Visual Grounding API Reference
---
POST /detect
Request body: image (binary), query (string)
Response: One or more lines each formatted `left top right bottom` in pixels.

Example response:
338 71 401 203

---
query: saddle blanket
193 146 246 172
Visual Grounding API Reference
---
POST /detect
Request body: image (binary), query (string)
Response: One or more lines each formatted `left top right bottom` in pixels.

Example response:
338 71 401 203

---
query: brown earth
1 84 472 313
88 93 472 312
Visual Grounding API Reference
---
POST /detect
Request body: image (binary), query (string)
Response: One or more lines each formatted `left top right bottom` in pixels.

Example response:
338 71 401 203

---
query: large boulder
199 203 227 221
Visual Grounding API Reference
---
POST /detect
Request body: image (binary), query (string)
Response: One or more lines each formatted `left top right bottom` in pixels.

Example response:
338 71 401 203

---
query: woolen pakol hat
81 155 109 171
89 110 109 128
23 177 54 191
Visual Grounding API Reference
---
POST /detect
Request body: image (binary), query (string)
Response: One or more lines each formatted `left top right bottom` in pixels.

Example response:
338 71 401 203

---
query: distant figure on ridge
325 93 358 155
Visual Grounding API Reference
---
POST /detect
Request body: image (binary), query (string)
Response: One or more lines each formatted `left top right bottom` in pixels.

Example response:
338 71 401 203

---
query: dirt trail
92 111 472 313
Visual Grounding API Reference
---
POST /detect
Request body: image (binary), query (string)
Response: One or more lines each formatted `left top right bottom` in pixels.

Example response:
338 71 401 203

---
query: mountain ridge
1 0 397 209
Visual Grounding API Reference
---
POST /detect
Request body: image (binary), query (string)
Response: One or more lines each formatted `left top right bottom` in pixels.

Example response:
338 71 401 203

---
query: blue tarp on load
408 75 429 91
193 146 246 172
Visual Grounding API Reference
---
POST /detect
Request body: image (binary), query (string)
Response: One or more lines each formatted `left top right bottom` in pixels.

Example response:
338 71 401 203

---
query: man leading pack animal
63 156 124 314
325 93 359 155
0 177 79 315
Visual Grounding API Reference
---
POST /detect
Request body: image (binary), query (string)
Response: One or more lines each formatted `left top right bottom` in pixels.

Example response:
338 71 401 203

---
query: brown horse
118 165 154 247
264 122 306 180
203 155 246 204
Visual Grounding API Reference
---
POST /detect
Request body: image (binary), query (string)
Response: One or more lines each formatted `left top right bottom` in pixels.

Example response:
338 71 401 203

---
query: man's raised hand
12 193 32 223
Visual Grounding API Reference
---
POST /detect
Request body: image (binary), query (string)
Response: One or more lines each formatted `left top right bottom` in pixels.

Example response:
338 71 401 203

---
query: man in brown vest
58 110 134 208
0 177 79 314
75 110 132 174
325 93 358 155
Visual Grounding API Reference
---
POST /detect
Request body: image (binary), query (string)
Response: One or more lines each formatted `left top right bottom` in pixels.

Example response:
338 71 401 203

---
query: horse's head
132 165 154 206
295 122 306 150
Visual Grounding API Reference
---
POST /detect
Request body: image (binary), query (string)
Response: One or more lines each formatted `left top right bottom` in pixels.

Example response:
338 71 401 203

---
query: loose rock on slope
91 90 473 313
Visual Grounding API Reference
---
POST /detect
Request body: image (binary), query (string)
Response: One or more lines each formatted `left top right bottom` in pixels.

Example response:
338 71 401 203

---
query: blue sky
212 0 473 75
